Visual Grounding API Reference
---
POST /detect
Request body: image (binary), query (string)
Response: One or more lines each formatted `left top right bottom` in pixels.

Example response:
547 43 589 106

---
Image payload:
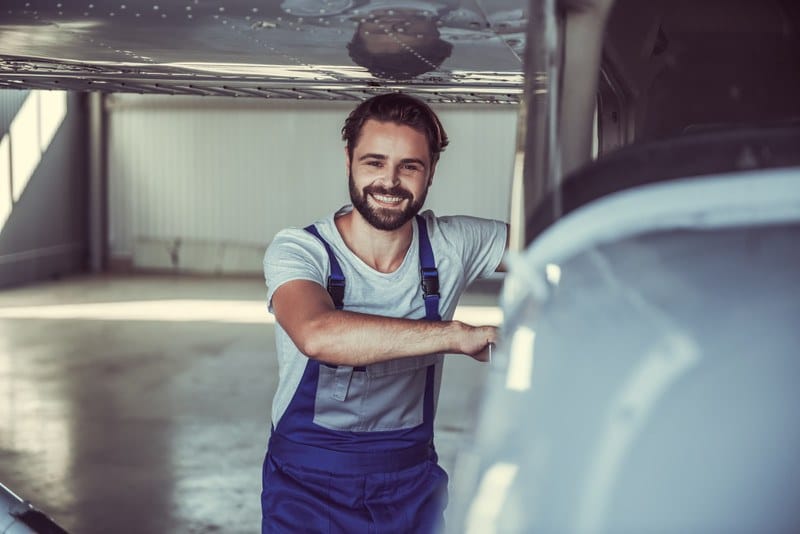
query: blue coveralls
262 216 448 534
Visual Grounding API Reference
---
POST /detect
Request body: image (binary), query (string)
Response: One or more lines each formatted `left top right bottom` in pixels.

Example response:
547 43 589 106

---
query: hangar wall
107 95 517 274
0 90 88 288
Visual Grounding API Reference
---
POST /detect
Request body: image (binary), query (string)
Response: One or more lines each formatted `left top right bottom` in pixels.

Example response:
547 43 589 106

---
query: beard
348 171 428 231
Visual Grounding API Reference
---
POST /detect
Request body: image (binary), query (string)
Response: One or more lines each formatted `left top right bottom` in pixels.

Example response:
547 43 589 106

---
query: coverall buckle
327 277 345 309
420 268 440 297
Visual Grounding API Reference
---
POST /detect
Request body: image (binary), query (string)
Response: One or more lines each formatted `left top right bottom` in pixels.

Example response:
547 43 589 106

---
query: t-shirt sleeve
263 228 328 313
435 214 508 283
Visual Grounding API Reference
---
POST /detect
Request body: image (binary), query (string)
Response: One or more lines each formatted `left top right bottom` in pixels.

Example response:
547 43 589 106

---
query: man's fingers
462 325 498 361
473 341 494 363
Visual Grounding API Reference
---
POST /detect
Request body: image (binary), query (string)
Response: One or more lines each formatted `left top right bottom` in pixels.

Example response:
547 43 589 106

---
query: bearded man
261 92 507 533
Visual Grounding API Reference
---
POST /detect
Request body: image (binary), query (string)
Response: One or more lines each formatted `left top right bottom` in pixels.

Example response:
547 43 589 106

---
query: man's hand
456 323 497 362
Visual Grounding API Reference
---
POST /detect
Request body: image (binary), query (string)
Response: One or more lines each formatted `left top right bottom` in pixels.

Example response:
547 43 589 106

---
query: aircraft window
598 0 800 148
524 0 800 242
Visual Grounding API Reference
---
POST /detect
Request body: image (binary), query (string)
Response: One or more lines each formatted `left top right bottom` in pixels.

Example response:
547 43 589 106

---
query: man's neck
335 210 414 274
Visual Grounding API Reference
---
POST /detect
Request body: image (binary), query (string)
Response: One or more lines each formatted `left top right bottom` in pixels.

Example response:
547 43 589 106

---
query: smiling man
261 93 507 533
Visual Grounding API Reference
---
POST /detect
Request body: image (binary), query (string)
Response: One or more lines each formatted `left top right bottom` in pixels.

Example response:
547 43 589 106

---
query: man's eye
367 161 383 167
403 164 421 172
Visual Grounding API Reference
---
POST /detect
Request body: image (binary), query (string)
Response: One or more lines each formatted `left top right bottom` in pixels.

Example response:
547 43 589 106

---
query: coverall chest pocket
313 355 437 432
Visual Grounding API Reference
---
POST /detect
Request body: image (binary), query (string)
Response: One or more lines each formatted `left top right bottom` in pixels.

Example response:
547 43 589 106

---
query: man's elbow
299 335 354 366
292 318 337 363
297 334 324 360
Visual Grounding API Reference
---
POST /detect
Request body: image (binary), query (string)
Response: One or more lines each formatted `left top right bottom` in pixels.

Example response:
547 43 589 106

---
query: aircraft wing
0 0 526 102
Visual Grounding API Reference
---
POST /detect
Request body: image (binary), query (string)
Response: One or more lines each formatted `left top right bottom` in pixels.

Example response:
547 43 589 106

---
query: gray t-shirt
263 206 507 426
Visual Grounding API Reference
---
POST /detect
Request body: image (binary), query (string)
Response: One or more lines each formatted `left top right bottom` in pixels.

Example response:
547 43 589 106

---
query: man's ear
427 163 437 187
344 146 351 172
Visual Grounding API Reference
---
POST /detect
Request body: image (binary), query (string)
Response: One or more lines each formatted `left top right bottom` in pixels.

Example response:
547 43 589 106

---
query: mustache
363 185 413 199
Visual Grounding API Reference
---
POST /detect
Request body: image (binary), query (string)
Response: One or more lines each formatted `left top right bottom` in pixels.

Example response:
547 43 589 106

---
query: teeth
373 194 403 203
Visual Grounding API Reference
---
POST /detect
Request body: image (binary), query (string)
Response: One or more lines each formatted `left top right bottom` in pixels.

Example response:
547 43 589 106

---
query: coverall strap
304 224 345 309
415 215 441 321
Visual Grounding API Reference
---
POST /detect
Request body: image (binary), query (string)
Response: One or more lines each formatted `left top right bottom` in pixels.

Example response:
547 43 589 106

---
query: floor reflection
0 274 499 533
0 327 75 515
0 276 276 533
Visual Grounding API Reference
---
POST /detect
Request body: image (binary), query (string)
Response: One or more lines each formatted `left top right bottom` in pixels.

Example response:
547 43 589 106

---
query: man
262 93 507 533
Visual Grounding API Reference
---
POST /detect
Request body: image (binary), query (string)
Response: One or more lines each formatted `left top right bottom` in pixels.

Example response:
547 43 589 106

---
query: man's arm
272 279 496 366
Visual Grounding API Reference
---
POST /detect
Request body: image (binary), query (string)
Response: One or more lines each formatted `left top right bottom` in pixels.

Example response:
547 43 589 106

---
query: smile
371 193 406 205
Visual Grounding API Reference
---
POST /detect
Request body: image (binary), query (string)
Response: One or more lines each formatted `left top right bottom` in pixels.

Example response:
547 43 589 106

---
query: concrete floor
0 274 501 533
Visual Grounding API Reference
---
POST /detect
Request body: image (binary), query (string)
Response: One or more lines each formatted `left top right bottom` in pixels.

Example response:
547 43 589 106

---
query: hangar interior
3 0 799 532
0 89 515 533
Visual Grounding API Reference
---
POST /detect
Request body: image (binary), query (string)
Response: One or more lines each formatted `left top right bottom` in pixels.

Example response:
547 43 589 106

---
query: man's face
346 119 434 231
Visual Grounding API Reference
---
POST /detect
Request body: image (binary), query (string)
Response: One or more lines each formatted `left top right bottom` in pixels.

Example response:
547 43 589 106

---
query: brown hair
342 93 449 164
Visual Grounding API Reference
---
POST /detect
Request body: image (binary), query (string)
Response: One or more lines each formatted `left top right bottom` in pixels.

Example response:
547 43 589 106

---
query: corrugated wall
108 95 516 273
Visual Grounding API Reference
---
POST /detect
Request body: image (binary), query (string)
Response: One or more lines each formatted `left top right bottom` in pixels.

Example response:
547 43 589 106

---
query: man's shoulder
263 223 331 283
270 226 312 246
267 224 326 258
271 212 337 245
420 210 501 233
420 210 507 258
420 209 480 224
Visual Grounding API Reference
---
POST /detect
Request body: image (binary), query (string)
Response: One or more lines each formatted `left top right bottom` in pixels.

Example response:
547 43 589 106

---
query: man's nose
377 166 401 186
391 166 403 184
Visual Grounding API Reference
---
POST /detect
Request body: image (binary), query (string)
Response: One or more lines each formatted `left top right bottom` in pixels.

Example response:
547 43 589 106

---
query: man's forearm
297 310 491 366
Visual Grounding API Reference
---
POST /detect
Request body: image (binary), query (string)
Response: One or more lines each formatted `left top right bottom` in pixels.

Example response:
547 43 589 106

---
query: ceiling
0 0 528 103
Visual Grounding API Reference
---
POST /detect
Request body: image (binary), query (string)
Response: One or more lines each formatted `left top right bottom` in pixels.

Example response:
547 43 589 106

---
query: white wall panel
108 95 516 272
